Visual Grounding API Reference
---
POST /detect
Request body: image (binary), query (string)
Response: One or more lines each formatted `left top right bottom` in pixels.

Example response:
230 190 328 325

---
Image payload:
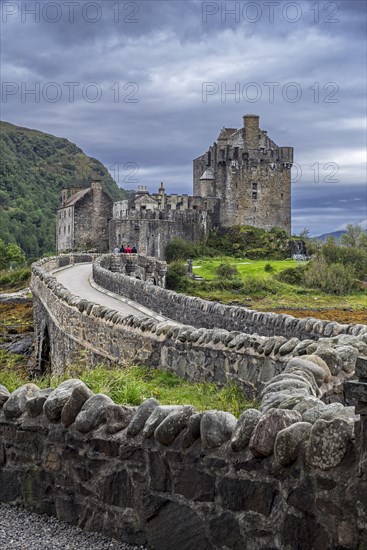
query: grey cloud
1 0 366 235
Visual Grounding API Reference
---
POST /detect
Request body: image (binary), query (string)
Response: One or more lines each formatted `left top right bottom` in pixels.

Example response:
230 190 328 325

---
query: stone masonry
0 354 366 549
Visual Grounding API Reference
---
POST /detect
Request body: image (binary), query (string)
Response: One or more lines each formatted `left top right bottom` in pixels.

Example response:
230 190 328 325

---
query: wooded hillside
0 121 126 258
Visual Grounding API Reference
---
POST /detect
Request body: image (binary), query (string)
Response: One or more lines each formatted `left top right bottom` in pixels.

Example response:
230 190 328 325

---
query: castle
57 115 293 258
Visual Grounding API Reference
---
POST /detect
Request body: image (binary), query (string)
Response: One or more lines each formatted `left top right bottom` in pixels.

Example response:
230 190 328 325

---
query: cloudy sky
1 0 366 235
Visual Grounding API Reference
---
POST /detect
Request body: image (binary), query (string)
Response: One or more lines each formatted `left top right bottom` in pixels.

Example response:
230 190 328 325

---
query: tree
341 224 364 247
0 239 26 269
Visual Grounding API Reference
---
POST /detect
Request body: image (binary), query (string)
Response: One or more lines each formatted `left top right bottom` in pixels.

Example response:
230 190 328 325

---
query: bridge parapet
102 253 167 286
0 369 365 548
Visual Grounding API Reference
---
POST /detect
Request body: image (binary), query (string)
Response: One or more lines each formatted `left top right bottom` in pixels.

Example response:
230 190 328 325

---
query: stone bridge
31 253 366 401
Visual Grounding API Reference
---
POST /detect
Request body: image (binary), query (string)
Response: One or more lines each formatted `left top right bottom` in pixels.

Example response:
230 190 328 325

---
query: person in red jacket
124 245 132 253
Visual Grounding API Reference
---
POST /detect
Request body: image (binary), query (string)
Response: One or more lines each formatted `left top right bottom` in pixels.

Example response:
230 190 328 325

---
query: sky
1 0 366 236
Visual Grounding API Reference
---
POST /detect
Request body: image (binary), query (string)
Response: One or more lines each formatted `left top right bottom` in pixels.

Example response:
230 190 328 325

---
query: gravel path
0 504 147 550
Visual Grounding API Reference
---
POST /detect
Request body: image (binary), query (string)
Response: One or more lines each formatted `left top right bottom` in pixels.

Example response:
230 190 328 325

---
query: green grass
192 257 297 280
0 267 31 292
0 361 256 418
188 257 366 312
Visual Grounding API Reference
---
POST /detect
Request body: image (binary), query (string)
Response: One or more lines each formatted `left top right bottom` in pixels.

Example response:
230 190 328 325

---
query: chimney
243 114 260 152
61 187 69 206
91 180 102 191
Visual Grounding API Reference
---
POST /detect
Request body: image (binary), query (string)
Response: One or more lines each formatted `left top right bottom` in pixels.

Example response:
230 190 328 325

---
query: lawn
192 257 297 279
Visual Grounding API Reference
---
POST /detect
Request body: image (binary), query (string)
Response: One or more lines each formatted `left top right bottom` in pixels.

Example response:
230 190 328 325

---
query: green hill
0 121 126 259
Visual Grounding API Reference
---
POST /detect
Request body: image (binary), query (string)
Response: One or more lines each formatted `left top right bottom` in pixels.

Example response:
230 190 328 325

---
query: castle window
252 191 258 200
221 149 225 160
64 226 66 234
207 151 211 165
281 193 284 200
252 182 258 191
233 147 238 160
68 225 70 233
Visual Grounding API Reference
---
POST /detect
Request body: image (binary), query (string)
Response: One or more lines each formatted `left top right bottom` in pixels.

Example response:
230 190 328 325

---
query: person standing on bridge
132 245 137 254
119 244 125 253
125 245 132 254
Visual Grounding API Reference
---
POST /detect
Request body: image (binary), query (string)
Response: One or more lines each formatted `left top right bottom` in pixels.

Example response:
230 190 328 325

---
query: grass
192 257 297 280
188 257 367 321
0 360 256 418
0 267 31 292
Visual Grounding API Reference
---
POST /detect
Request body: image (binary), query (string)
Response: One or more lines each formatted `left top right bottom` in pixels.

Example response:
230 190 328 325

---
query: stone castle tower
193 114 293 232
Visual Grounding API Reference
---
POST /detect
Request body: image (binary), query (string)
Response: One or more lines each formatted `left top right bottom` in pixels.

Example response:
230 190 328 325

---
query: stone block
75 394 114 433
217 477 276 515
306 417 354 470
147 501 211 550
3 384 39 419
173 467 215 502
250 409 302 457
201 410 237 449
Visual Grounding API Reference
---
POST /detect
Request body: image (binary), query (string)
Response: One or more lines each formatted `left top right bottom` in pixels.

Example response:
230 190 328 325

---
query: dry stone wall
0 355 366 550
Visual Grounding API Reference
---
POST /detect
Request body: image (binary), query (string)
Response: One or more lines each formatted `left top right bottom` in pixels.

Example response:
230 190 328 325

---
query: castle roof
217 127 237 140
62 187 91 208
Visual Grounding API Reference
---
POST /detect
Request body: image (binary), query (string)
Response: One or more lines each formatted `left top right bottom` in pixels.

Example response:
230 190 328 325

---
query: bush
165 238 198 262
165 261 190 291
0 267 31 290
239 276 280 296
276 265 306 285
320 240 367 280
215 263 239 279
264 263 273 272
304 258 356 295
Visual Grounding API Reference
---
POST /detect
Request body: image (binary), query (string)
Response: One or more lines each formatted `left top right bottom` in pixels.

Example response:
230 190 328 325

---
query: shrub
319 240 367 280
304 258 356 295
215 263 239 279
241 276 280 296
0 267 31 290
264 263 273 272
165 261 190 291
165 238 198 262
276 265 306 285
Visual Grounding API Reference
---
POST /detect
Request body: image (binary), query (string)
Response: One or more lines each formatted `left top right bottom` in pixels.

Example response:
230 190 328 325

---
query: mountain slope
0 121 126 258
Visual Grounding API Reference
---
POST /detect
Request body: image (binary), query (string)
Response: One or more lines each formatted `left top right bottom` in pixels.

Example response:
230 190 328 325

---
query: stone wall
93 255 367 341
0 355 366 550
106 253 167 287
109 209 214 259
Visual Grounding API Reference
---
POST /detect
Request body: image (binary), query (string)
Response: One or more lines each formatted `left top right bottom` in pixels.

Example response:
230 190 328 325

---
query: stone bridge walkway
53 263 177 324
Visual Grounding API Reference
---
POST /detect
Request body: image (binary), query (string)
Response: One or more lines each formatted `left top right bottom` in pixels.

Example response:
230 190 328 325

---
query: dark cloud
1 0 366 235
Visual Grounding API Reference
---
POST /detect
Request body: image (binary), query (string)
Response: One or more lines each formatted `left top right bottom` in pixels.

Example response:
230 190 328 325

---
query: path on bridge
53 263 176 323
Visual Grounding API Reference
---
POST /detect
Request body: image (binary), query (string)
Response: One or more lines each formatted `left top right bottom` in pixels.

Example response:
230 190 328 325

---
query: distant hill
315 230 346 241
0 121 126 258
315 228 367 241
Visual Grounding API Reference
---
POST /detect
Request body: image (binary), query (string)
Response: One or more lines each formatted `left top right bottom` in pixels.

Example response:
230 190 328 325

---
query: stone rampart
31 255 366 398
93 254 367 341
0 355 366 550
